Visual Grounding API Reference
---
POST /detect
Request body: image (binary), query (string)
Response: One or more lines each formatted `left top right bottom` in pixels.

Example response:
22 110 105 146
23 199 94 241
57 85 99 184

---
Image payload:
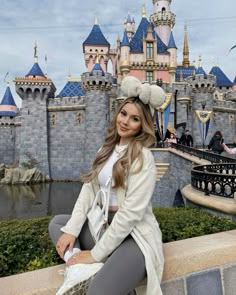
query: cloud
0 0 235 107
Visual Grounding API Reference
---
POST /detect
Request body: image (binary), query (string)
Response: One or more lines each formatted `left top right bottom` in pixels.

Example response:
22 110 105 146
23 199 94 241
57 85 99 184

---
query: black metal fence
171 143 236 164
191 163 236 198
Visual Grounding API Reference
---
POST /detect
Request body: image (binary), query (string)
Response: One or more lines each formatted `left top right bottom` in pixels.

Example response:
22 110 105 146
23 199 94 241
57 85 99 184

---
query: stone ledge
182 184 236 214
163 229 236 280
2 229 236 295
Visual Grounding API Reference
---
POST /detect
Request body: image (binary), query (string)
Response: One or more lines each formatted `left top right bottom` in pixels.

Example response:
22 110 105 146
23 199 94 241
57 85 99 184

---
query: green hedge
0 216 62 278
153 207 236 242
1 207 236 277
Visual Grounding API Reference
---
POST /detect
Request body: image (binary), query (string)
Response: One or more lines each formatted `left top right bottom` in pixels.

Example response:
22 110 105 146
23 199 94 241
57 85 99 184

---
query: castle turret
150 0 175 46
167 31 177 84
0 83 17 117
0 83 18 164
120 30 131 77
83 18 110 73
124 12 135 41
81 58 113 170
14 44 56 178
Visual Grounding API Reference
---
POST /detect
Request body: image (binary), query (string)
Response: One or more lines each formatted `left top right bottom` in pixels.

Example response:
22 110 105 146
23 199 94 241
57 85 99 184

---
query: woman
165 132 177 147
208 131 224 154
49 76 165 295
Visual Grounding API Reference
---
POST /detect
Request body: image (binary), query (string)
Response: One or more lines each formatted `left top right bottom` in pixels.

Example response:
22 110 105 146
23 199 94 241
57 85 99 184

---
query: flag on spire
4 72 9 83
34 41 38 58
229 44 236 52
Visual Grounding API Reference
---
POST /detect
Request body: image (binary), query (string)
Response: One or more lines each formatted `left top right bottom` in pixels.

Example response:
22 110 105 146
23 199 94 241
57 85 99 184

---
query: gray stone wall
0 125 15 164
161 263 236 295
152 150 193 207
14 125 21 164
83 89 110 170
19 94 50 176
48 108 86 180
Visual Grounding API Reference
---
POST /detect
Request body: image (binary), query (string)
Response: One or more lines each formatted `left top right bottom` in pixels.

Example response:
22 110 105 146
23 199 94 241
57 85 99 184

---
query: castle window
76 112 82 124
50 112 56 126
146 42 153 59
146 71 153 83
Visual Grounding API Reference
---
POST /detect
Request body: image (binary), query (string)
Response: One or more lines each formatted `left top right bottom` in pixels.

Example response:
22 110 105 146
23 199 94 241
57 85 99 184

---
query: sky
0 0 235 107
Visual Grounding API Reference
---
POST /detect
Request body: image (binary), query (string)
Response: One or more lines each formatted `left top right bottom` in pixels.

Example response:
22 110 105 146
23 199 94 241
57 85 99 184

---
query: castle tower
0 83 17 117
150 0 176 46
81 59 113 170
167 30 177 84
120 30 131 77
14 44 56 177
124 12 135 41
0 83 18 164
83 18 110 73
182 24 190 67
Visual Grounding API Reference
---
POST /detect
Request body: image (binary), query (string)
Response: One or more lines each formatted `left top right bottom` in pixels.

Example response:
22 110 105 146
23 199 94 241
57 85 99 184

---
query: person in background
208 131 224 154
179 129 194 147
48 76 165 295
165 132 177 147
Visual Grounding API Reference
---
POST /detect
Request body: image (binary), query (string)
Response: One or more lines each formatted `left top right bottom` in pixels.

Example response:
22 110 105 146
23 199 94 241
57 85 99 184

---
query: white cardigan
61 147 164 295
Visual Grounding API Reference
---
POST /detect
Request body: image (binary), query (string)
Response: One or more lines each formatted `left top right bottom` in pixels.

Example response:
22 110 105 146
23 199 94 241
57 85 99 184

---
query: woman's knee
48 215 71 245
48 215 61 233
49 214 70 230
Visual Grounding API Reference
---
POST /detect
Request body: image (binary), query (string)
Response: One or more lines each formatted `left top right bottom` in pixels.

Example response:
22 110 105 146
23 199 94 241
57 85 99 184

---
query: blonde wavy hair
81 97 156 188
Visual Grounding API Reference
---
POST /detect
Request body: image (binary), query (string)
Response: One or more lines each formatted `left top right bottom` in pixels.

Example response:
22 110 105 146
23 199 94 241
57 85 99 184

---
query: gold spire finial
182 23 190 67
68 66 71 80
142 3 146 17
45 55 48 77
94 17 98 25
198 55 202 67
34 41 38 63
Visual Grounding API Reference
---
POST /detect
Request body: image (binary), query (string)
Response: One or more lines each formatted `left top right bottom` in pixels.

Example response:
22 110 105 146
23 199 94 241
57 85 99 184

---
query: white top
98 144 128 206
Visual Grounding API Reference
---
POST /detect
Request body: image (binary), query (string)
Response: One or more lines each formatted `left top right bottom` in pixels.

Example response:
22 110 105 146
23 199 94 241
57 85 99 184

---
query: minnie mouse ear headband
118 76 166 116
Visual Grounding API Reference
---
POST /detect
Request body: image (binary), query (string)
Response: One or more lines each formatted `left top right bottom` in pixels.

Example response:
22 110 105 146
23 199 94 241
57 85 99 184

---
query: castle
0 0 236 180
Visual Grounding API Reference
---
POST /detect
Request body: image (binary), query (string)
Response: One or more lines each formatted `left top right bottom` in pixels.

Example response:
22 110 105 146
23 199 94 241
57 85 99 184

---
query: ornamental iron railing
191 163 236 198
171 143 236 164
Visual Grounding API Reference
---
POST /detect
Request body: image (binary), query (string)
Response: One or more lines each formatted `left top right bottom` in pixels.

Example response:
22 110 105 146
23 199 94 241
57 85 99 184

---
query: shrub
0 216 62 277
153 207 236 242
1 208 236 277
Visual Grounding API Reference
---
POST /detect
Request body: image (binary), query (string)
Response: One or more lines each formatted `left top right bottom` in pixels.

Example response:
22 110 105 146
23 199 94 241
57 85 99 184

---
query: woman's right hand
56 233 76 259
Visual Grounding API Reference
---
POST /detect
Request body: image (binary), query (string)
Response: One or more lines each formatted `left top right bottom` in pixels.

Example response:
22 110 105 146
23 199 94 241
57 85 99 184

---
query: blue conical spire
121 30 130 46
26 62 46 77
90 55 105 76
1 86 16 106
126 12 132 23
83 19 110 50
168 31 177 49
0 85 17 116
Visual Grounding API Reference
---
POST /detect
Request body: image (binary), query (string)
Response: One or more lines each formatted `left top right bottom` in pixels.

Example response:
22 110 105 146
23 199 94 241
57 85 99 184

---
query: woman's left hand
66 250 96 266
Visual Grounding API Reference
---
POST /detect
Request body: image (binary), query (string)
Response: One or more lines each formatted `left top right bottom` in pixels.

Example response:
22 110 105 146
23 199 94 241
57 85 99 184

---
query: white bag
87 188 109 243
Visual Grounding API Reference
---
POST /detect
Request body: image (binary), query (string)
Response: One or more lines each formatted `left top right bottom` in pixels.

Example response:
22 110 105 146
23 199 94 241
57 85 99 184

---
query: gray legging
48 214 146 295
